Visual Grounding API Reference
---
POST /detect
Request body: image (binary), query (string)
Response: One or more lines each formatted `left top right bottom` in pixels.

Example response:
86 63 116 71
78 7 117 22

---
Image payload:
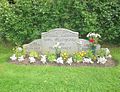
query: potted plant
87 33 101 55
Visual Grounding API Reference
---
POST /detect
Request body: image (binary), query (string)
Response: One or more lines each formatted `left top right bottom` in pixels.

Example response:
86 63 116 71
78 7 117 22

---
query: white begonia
87 33 91 37
87 33 101 38
18 55 24 62
97 57 107 64
10 54 17 61
58 46 61 49
106 54 112 58
17 47 23 52
29 57 36 63
83 57 94 64
66 57 73 65
91 33 96 37
56 57 64 64
41 55 47 64
95 33 101 38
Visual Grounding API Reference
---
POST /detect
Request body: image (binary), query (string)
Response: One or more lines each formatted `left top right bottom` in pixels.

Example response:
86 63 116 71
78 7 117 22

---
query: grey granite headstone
23 28 91 54
41 28 79 54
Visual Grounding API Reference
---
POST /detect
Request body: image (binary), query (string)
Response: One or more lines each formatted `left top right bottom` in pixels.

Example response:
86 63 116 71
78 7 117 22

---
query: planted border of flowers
10 33 112 65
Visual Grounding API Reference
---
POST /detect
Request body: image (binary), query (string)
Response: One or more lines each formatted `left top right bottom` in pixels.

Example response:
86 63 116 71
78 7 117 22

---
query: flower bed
10 33 115 67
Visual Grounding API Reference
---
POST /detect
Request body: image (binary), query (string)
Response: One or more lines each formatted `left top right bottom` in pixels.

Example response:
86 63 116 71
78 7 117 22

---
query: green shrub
85 50 94 59
96 49 106 57
29 50 39 59
47 53 56 62
13 46 26 57
73 52 83 63
0 0 120 45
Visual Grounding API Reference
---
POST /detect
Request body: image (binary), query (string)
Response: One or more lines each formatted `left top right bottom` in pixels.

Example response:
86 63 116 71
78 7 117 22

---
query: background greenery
0 0 120 45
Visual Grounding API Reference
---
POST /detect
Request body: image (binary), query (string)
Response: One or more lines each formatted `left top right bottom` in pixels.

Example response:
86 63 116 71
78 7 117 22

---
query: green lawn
0 44 120 92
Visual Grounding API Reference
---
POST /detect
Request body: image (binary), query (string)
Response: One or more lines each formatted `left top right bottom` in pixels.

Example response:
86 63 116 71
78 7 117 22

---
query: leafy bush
0 0 120 45
96 49 106 57
13 46 26 57
29 51 39 58
85 50 94 59
73 52 83 63
47 53 56 62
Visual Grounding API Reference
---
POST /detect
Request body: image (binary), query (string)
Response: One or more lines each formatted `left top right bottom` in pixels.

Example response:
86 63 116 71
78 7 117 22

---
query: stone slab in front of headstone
77 39 90 51
41 28 79 54
23 39 42 54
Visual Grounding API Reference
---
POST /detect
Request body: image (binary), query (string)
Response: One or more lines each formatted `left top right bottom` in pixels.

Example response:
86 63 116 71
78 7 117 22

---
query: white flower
53 42 60 48
29 57 36 63
56 57 64 64
87 33 91 37
41 55 47 64
17 47 23 52
105 48 110 56
83 57 94 64
97 57 107 64
10 54 17 61
87 33 101 38
95 33 101 38
91 33 96 37
66 57 73 65
106 54 112 58
18 56 24 62
58 46 61 49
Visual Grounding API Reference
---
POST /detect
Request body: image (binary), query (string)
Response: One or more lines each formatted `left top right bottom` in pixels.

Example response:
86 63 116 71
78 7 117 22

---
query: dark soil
9 58 117 67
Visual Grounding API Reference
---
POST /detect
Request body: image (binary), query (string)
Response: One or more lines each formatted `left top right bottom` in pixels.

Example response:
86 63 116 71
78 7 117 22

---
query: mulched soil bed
9 58 117 67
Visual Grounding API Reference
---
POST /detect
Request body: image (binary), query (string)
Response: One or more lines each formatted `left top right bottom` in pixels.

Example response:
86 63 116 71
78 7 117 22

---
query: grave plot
10 28 115 67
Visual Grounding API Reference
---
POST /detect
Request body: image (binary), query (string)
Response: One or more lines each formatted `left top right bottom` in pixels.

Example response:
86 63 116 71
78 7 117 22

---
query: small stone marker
77 39 90 51
23 39 42 54
23 28 91 54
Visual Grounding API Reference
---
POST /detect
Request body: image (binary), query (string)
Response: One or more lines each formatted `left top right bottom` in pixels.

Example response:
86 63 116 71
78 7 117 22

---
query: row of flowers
10 47 112 65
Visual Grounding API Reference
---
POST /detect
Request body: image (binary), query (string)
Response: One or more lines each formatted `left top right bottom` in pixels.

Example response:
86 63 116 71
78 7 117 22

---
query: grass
0 44 120 92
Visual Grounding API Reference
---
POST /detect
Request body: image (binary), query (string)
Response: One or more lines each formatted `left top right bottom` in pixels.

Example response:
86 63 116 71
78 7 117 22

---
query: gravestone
23 28 91 54
41 28 79 54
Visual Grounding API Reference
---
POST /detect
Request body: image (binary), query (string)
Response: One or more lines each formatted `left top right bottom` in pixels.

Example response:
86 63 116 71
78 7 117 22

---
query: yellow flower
63 53 67 55
81 54 84 57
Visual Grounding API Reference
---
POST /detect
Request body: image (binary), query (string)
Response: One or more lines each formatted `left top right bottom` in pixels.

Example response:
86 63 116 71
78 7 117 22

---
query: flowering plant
29 50 39 59
47 53 56 62
87 33 101 54
53 42 61 58
73 52 85 63
87 33 101 46
10 46 26 62
60 51 69 62
13 46 26 57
